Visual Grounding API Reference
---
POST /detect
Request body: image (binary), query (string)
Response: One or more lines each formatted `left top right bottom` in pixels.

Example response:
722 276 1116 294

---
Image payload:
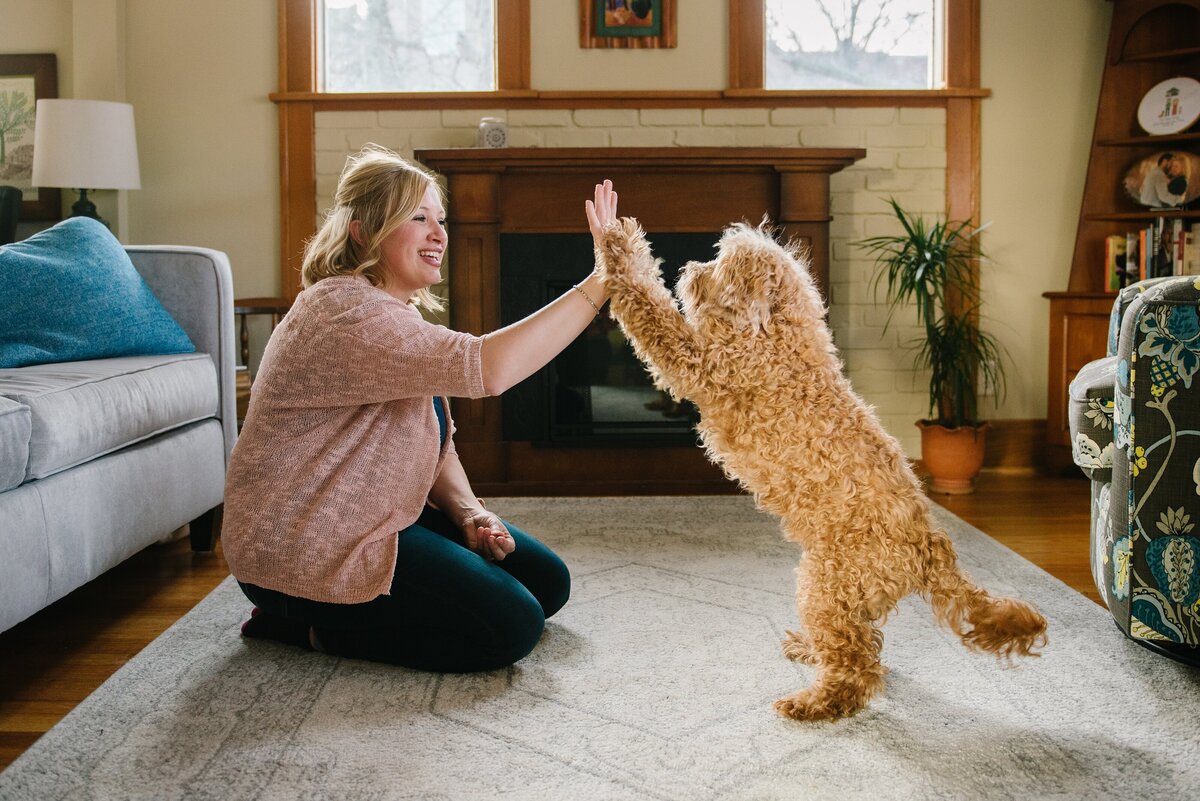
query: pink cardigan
222 276 487 603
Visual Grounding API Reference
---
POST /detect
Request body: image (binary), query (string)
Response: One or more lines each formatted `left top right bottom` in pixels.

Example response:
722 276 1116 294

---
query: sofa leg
189 504 224 553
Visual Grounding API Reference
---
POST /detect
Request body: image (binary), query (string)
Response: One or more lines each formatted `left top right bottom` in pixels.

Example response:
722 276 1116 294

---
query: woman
223 144 617 671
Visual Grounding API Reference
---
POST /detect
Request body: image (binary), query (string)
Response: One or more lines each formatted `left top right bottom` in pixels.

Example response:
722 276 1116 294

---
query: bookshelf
1044 0 1200 471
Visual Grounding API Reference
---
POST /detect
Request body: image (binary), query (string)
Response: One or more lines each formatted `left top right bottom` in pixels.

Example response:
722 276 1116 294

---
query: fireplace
415 147 864 495
500 231 712 446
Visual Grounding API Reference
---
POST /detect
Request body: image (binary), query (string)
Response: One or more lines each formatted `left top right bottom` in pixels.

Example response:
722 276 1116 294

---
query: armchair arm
124 246 237 464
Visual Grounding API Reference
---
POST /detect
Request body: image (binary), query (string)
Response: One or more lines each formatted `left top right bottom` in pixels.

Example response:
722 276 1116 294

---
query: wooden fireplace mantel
415 146 865 495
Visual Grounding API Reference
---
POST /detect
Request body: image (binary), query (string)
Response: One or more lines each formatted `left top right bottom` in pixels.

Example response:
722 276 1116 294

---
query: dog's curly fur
598 218 1048 722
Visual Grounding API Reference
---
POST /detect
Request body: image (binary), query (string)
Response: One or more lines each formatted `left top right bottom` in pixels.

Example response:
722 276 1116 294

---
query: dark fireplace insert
500 232 720 446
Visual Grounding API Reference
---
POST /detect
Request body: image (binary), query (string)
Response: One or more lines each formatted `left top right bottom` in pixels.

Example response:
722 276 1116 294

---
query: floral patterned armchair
1069 275 1200 665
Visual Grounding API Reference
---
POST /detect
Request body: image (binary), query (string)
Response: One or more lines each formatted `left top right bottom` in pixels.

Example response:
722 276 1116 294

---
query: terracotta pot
916 420 991 495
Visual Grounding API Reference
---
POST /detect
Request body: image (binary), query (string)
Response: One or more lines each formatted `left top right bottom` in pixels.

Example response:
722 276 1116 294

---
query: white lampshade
31 99 141 190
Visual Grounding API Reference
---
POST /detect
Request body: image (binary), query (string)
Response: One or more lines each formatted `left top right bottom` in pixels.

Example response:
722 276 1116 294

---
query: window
319 0 497 92
765 0 944 90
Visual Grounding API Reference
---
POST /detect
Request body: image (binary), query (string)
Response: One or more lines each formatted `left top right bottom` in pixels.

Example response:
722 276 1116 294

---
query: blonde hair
301 144 446 312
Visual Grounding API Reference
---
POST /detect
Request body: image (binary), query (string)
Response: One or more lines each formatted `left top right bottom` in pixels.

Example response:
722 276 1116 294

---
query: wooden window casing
273 0 983 299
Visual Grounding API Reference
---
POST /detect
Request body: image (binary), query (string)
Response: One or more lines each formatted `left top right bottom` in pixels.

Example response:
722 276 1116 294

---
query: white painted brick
574 109 639 127
506 128 543 147
314 129 348 151
830 169 866 191
378 110 442 128
703 107 769 126
846 369 898 394
899 107 945 125
639 108 701 126
856 149 899 170
545 128 611 147
410 129 477 149
867 126 929 148
315 110 378 128
316 176 338 203
834 107 897 126
865 170 920 192
897 150 947 169
315 151 351 176
799 127 865 147
508 109 572 126
610 127 675 147
769 107 835 126
441 109 507 127
733 127 799 147
345 130 409 152
674 127 737 147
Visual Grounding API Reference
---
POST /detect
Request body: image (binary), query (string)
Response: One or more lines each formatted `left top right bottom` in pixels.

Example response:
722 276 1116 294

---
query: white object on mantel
476 117 507 148
31 99 142 190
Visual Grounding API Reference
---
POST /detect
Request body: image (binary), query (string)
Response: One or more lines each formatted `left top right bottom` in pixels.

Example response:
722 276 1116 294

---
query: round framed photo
1123 150 1200 208
1137 76 1200 135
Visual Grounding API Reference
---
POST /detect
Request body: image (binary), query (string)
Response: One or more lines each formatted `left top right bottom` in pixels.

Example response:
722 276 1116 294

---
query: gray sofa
0 245 236 634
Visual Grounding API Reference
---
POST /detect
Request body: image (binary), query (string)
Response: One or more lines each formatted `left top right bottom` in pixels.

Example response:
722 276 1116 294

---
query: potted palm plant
858 197 1006 494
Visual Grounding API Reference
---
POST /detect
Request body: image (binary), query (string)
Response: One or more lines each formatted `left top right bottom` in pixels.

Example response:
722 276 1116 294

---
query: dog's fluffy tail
923 530 1048 658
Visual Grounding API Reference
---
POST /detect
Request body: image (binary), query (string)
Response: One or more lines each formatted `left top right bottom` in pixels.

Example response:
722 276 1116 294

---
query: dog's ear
711 223 792 332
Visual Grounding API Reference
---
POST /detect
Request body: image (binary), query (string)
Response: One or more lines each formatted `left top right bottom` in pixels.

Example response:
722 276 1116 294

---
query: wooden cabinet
1045 0 1200 468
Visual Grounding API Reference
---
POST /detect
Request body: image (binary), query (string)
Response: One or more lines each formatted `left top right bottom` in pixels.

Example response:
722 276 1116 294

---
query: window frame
272 0 983 298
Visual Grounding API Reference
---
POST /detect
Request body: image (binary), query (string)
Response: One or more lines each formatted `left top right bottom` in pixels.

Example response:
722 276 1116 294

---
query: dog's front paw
599 217 655 281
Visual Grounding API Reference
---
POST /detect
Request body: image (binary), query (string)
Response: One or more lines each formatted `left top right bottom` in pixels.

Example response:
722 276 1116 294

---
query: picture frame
0 53 60 221
580 0 676 49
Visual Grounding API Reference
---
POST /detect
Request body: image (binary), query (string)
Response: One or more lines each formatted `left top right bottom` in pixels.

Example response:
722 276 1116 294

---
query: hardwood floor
0 469 1099 771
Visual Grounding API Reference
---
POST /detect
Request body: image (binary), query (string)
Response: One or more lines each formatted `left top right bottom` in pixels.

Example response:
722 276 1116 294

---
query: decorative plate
1137 76 1200 136
1123 150 1200 208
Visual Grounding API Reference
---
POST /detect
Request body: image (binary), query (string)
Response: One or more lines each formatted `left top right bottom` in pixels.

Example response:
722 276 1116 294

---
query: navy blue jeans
238 506 570 672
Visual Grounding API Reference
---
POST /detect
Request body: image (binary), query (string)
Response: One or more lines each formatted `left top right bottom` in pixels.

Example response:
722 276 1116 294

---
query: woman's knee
485 589 547 667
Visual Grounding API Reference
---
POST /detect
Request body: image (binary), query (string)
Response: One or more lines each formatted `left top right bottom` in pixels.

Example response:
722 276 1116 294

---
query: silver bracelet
572 283 601 316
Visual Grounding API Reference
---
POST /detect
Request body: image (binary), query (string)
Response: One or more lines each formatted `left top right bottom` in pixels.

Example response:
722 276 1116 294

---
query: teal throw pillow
0 217 195 368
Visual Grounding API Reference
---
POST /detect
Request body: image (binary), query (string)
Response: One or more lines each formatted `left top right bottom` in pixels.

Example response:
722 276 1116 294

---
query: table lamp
31 99 141 228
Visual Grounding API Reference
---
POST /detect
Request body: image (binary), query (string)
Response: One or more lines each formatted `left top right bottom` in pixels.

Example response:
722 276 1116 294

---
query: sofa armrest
124 246 237 464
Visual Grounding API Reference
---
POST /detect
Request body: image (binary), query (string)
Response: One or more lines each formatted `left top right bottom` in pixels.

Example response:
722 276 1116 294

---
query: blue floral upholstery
1070 276 1200 664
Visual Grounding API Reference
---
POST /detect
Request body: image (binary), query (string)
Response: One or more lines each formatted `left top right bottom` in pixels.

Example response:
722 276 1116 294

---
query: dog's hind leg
775 557 887 721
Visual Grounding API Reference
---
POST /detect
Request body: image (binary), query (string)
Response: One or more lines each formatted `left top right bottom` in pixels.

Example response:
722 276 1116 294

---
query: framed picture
0 53 60 221
580 0 676 49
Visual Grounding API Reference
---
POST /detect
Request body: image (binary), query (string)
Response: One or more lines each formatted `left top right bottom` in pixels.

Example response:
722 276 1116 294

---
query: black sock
240 608 312 650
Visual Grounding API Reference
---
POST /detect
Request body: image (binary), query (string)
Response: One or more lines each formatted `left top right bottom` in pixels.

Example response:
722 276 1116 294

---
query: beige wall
3 0 1110 453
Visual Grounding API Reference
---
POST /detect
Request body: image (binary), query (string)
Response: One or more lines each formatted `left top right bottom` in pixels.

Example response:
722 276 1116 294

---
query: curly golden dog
598 218 1048 722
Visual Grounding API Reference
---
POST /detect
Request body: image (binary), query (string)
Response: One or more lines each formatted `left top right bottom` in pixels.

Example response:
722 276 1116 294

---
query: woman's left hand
585 179 619 246
461 509 516 562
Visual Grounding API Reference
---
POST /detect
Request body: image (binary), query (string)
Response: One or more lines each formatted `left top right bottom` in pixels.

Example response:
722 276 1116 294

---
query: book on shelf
1108 219 1197 288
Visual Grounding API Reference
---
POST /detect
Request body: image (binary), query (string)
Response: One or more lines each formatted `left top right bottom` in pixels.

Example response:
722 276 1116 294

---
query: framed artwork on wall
580 0 676 49
0 53 60 221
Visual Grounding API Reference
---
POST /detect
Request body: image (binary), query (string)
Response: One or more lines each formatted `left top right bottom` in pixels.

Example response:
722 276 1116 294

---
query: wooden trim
278 102 314 300
276 0 984 296
728 0 764 90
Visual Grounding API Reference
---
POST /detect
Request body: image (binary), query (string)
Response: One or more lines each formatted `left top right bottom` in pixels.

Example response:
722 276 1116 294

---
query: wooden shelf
1046 0 1200 465
1097 132 1200 146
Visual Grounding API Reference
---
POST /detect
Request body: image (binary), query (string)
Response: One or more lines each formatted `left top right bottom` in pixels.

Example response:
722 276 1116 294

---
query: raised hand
585 179 619 246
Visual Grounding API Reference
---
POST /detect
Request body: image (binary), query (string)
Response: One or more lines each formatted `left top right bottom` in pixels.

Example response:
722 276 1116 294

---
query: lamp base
69 189 109 229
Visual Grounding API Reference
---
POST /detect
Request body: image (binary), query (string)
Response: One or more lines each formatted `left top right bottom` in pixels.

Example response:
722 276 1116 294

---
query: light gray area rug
2 496 1199 801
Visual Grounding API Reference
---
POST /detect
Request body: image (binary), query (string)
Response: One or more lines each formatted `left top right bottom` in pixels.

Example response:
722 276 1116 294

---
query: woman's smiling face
378 183 447 301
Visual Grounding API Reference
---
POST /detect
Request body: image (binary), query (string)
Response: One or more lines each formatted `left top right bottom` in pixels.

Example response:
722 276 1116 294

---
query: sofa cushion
0 217 195 369
0 353 218 481
1068 355 1117 481
0 396 31 491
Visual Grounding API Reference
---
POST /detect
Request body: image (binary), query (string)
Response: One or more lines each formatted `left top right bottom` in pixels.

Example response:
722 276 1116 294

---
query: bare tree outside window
766 0 942 90
320 0 495 92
